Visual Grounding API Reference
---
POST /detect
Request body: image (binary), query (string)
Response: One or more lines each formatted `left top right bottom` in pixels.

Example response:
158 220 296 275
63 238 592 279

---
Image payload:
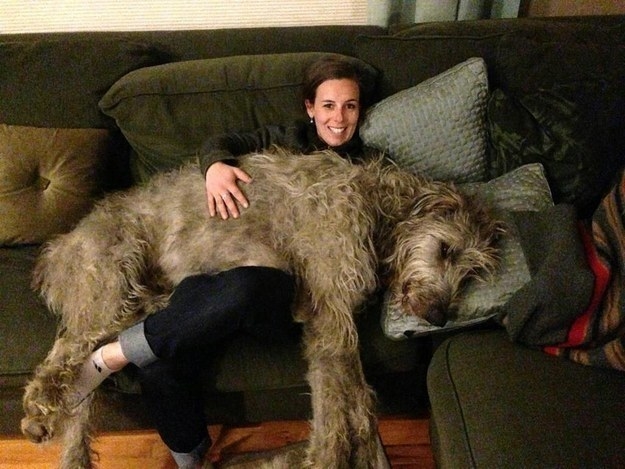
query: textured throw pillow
99 52 378 183
381 163 554 339
360 57 489 183
0 124 112 245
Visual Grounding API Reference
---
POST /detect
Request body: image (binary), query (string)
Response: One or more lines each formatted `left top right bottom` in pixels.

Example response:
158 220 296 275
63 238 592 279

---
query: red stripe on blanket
544 223 611 355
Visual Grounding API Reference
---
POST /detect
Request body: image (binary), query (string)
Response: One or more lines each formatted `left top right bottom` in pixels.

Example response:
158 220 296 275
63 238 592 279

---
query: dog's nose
426 308 447 327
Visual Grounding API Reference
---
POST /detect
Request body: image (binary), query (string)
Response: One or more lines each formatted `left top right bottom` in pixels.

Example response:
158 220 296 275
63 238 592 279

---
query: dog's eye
440 242 451 260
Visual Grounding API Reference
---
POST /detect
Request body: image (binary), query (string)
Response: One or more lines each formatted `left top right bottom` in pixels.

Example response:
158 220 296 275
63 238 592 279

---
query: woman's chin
321 133 351 148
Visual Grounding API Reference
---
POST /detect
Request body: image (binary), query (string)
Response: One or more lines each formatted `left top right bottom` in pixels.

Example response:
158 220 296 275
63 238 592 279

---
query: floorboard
0 416 434 468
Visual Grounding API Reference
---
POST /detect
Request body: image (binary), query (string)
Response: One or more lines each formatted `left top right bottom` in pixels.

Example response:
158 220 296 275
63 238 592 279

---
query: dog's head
383 184 504 326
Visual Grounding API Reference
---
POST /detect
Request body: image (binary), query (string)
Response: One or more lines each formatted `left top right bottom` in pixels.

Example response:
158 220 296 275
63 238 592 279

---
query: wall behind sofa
522 0 625 16
1 0 372 33
1 0 525 33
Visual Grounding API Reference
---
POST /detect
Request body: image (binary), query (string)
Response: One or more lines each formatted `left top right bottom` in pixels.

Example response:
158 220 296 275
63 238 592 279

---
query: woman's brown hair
302 54 377 111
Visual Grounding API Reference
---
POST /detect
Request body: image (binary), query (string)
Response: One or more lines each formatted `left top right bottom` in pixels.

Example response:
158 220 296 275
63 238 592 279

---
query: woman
203 55 375 220
73 55 376 469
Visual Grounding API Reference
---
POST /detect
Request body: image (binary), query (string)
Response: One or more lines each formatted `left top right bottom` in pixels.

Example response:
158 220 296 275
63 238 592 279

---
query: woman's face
305 78 360 147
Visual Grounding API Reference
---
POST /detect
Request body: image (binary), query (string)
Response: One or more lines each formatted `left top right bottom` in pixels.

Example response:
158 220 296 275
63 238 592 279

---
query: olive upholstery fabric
1 18 625 469
428 330 625 468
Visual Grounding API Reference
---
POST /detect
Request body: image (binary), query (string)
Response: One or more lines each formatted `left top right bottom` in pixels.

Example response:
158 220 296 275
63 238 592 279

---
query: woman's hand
205 162 252 219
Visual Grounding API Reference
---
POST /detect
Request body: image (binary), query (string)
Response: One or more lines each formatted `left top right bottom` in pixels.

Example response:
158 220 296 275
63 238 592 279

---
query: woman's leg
138 355 210 468
74 266 297 465
130 266 297 467
76 266 296 392
120 266 297 365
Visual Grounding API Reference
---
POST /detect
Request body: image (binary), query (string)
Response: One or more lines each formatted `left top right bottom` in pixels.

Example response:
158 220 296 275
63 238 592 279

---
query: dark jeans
137 266 297 453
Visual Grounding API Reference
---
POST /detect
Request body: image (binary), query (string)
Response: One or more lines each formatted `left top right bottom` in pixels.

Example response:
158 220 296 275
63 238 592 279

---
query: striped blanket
504 169 625 371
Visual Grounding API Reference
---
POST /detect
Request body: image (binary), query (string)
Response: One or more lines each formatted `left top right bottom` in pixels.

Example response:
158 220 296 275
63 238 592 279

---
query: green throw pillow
0 124 113 245
99 52 378 183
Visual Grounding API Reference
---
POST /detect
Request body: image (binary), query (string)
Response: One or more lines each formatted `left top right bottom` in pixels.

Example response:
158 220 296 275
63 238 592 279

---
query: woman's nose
333 108 345 122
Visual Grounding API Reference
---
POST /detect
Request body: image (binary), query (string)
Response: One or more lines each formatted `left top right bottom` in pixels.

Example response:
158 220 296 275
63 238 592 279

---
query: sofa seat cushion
1 244 427 433
428 330 625 468
110 298 424 396
0 246 57 380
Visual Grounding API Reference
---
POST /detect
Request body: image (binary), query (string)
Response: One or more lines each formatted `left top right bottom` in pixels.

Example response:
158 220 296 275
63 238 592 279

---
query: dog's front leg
302 311 380 469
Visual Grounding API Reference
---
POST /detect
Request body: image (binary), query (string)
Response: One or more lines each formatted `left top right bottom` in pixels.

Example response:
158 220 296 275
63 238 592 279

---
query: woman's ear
304 99 314 118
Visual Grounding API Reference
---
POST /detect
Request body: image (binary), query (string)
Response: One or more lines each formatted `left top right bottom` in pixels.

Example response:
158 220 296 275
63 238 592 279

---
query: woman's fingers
205 163 253 219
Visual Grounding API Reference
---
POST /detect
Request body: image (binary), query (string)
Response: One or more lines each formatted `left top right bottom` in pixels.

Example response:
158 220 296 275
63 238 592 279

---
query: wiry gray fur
21 149 502 468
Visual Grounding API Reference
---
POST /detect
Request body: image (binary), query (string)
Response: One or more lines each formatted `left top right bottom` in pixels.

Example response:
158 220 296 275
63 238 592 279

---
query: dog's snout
426 307 447 327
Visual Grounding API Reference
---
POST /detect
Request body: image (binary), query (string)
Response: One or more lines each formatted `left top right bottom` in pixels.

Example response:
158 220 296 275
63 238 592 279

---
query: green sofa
2 15 625 467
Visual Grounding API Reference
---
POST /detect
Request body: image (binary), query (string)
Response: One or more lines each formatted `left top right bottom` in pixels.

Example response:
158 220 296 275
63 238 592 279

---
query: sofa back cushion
99 52 378 183
0 39 165 128
355 34 501 99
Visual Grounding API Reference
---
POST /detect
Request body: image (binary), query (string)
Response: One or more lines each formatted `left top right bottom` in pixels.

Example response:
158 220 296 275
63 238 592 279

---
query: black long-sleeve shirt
198 119 369 175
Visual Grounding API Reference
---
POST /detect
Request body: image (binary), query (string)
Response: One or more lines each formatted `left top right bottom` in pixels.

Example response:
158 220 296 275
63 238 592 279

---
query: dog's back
33 150 375 333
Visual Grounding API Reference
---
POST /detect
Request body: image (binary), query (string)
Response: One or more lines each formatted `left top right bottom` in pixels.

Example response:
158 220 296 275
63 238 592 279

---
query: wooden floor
0 416 434 468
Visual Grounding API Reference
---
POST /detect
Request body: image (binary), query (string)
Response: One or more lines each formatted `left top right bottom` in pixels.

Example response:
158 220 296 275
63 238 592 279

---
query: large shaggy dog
22 150 502 468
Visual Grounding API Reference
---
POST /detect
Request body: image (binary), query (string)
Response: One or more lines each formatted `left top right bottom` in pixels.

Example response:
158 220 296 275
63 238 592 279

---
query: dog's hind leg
21 334 104 449
22 208 169 466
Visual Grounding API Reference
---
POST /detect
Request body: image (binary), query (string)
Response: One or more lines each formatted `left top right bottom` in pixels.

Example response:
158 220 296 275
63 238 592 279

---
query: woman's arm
199 126 290 174
199 126 290 219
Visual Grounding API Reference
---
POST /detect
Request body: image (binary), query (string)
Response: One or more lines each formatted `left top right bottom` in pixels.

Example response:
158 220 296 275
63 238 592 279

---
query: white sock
71 347 115 405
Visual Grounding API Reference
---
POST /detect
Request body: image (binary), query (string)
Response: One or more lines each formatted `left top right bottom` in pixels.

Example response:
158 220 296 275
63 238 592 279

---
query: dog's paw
21 414 54 443
21 383 62 443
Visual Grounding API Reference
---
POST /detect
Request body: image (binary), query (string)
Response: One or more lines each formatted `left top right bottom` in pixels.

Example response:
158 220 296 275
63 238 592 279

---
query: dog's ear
410 185 465 218
464 194 507 244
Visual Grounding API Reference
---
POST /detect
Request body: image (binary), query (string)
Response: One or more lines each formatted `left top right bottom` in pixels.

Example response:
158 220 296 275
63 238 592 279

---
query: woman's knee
225 266 295 313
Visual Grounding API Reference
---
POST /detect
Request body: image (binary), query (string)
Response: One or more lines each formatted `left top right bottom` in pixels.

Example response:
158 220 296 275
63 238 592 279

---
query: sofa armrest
428 330 625 468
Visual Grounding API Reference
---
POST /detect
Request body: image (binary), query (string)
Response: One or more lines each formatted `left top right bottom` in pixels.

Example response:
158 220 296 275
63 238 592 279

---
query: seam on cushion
104 82 304 104
360 32 506 41
443 335 477 468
